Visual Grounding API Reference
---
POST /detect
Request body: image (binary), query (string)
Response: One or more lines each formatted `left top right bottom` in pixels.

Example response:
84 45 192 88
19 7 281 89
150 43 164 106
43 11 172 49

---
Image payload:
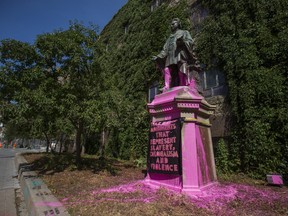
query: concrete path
0 148 69 216
0 149 19 216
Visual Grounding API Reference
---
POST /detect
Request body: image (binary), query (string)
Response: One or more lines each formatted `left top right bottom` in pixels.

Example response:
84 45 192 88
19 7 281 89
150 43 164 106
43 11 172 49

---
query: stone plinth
145 86 217 195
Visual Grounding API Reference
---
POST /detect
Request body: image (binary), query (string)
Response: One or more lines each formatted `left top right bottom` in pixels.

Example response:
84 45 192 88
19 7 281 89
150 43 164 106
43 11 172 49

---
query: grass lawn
24 153 288 216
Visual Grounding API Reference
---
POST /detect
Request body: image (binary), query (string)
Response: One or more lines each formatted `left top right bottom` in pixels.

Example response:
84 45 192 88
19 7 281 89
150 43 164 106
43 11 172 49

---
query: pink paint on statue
161 68 188 92
147 86 217 195
178 70 188 86
146 173 182 192
189 78 196 90
149 86 202 107
196 126 212 186
181 120 198 191
162 67 171 92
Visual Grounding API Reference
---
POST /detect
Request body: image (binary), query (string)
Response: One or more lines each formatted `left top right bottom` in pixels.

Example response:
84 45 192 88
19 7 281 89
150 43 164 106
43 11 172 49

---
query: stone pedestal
145 86 217 195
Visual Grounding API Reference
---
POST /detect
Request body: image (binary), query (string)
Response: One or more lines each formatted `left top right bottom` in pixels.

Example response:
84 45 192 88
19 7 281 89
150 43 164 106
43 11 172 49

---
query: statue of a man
153 18 200 92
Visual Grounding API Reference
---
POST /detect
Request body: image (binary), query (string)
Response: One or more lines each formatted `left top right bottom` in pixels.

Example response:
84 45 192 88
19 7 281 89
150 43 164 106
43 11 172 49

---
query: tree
0 39 43 144
0 38 66 152
35 21 102 166
1 22 103 166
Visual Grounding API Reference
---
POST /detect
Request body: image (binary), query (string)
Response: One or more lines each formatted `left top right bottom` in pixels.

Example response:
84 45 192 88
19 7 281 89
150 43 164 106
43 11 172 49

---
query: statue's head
170 18 182 32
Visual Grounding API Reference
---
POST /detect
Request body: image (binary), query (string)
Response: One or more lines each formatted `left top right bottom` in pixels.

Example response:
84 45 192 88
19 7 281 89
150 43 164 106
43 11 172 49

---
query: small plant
134 157 146 168
215 138 229 174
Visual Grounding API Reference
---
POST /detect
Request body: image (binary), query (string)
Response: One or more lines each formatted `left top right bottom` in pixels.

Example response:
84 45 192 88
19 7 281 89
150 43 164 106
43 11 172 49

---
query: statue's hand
152 56 158 61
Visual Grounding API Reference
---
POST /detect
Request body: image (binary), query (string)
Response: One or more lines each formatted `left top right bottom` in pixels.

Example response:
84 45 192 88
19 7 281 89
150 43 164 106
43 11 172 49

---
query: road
0 148 39 216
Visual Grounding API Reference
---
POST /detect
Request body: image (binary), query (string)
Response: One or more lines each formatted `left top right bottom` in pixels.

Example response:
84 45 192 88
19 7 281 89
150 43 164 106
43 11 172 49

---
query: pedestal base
145 173 182 192
144 175 218 195
146 86 217 195
181 181 218 195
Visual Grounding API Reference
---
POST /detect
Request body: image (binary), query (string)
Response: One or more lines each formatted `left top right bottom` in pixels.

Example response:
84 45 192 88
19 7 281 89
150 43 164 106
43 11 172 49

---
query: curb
15 153 70 216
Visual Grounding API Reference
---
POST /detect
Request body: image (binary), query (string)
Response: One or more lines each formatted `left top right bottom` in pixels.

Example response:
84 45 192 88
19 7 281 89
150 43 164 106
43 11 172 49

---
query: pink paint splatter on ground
62 181 158 206
188 183 288 214
61 180 288 215
34 201 63 207
189 183 238 208
63 197 155 205
92 180 155 195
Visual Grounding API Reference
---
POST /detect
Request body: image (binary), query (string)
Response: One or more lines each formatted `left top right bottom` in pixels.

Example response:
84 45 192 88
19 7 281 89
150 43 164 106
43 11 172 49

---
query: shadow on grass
23 152 124 176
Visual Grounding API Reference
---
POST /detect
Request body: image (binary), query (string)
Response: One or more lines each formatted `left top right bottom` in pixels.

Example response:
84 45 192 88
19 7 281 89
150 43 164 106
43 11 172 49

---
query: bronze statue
153 18 200 92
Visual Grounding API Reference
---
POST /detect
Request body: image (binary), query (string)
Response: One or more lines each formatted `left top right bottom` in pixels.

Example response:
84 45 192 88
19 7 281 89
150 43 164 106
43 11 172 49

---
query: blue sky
0 0 128 44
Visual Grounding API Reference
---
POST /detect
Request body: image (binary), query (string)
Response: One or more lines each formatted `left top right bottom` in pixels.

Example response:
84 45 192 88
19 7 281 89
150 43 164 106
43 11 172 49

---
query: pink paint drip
196 126 211 186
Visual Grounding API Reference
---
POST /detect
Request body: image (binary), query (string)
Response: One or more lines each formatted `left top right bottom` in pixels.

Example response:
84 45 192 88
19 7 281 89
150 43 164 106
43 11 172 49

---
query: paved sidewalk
0 189 17 216
0 154 19 216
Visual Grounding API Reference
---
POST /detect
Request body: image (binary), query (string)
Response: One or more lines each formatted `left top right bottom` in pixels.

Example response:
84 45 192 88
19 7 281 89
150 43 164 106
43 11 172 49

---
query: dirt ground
24 153 288 216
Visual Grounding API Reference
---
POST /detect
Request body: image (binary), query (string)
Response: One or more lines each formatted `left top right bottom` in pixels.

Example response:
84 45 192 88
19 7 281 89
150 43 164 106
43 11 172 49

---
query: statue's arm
152 39 168 70
156 39 168 59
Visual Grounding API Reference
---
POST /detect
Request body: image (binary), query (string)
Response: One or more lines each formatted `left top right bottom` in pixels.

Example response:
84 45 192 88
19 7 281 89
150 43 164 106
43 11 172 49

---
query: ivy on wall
100 0 288 177
98 0 190 160
197 0 288 177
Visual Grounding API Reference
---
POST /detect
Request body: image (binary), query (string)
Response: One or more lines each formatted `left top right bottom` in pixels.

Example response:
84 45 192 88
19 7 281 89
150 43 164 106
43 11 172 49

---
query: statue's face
170 20 179 32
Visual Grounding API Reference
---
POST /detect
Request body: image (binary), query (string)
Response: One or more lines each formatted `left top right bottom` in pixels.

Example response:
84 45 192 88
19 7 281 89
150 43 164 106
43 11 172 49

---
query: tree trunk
75 121 83 168
44 132 50 153
59 133 65 155
99 129 105 158
81 133 86 156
